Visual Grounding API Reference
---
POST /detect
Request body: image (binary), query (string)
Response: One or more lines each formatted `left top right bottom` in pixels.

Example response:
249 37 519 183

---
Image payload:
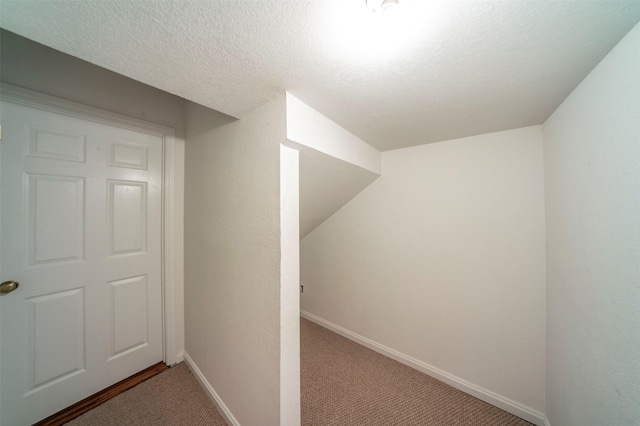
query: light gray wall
1 29 186 130
184 97 286 426
300 126 547 418
543 22 640 426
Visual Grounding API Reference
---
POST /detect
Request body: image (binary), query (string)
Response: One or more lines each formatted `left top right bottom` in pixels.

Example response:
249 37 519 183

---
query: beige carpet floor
301 318 532 426
66 363 227 426
68 318 533 425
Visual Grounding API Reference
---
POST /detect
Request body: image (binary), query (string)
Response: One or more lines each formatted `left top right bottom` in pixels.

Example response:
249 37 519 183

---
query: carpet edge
300 310 545 426
183 352 241 426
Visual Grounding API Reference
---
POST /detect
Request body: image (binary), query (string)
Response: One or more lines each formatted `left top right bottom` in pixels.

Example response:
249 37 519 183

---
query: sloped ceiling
297 144 379 238
1 1 639 151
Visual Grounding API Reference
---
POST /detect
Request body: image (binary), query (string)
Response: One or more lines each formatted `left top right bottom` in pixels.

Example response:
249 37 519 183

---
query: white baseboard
175 351 185 363
544 416 552 426
300 310 546 426
183 352 240 426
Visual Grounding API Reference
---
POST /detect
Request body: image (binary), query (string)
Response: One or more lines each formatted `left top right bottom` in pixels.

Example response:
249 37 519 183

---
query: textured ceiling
1 1 639 151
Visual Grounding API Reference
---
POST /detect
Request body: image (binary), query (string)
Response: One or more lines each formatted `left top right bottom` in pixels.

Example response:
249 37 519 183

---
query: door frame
0 82 184 366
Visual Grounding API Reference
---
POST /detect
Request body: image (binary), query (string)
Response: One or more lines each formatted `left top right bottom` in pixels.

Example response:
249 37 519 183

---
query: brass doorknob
0 281 19 294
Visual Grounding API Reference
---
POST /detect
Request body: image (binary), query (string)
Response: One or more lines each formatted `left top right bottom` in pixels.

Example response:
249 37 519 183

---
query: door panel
28 125 86 162
108 274 149 359
108 180 147 254
0 101 163 426
29 174 85 264
28 287 85 390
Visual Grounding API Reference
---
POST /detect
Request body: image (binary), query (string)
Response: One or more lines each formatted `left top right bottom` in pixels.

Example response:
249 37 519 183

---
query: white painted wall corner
183 352 241 426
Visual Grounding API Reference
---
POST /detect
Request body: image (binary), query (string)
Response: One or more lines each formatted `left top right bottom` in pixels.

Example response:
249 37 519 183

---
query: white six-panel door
0 101 163 425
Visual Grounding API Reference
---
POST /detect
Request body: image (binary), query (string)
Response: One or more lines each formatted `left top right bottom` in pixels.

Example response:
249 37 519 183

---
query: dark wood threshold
35 362 168 426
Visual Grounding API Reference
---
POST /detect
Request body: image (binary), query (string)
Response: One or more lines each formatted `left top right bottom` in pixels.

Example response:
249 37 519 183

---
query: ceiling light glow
367 0 400 14
321 0 445 63
359 0 417 57
381 0 399 12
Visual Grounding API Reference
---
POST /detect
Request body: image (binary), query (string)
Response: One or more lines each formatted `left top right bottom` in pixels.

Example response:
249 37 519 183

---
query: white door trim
0 82 184 366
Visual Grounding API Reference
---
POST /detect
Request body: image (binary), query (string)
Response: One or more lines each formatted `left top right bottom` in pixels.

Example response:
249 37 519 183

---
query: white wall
184 97 287 426
280 145 301 426
301 126 546 421
0 28 188 363
543 23 640 426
